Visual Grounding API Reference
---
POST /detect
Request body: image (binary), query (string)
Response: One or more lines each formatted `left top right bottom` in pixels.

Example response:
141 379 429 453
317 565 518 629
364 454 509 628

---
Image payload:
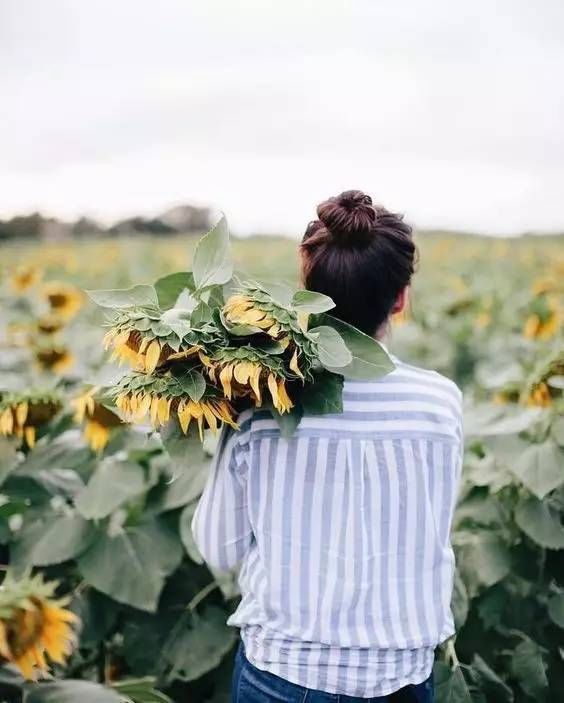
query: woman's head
300 189 417 336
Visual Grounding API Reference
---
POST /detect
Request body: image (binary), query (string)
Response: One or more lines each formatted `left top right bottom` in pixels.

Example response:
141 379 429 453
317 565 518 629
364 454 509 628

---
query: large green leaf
434 662 472 703
301 373 344 416
318 315 395 379
509 636 548 700
192 215 233 289
292 290 335 313
510 440 564 499
23 680 122 703
179 502 203 564
161 607 236 682
471 655 514 702
111 678 172 703
547 592 564 628
87 285 158 309
309 325 352 369
175 368 206 402
451 570 469 630
150 462 209 513
272 405 304 438
456 532 511 597
75 459 147 520
154 272 194 309
11 514 96 569
514 496 564 549
77 519 183 612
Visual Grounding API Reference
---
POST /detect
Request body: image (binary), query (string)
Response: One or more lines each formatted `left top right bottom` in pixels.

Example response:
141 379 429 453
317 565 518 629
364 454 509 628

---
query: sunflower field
0 226 562 703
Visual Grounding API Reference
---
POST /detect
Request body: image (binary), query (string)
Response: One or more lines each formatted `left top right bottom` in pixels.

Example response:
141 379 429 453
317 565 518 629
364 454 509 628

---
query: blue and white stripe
192 357 463 697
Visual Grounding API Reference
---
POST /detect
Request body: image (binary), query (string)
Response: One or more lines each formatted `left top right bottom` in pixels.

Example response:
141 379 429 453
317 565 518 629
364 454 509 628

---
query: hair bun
316 189 377 246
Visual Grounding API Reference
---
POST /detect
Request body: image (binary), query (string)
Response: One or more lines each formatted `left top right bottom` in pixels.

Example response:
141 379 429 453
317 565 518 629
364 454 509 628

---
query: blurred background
0 2 563 703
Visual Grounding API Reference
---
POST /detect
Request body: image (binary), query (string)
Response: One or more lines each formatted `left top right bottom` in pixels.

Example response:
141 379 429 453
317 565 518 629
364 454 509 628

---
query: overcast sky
1 0 563 235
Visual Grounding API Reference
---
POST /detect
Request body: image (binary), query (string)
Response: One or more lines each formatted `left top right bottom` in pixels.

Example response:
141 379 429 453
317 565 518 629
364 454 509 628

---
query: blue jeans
232 642 434 702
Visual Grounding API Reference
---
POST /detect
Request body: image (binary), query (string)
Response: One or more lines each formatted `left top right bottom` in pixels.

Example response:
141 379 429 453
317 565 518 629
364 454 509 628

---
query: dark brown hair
300 190 416 336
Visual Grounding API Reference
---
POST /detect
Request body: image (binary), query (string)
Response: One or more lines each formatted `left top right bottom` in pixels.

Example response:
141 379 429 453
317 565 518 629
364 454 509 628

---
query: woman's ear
391 286 409 315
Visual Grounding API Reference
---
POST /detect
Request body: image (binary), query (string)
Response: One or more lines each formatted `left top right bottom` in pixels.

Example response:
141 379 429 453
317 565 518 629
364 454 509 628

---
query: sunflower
113 370 238 440
523 312 561 341
0 393 61 448
103 327 200 374
36 313 66 336
10 265 42 293
72 387 124 452
35 345 75 374
0 572 78 680
203 349 295 414
42 281 83 320
223 294 285 339
525 382 552 407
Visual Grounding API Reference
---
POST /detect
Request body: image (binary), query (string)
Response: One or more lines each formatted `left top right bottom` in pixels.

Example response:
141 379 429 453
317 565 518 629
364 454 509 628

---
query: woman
192 190 463 702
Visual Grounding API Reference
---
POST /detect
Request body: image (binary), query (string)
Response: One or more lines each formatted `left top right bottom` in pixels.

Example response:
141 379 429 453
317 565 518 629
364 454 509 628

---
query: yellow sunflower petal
219 364 234 399
24 426 36 448
15 402 28 427
145 340 162 374
290 349 304 380
267 373 279 408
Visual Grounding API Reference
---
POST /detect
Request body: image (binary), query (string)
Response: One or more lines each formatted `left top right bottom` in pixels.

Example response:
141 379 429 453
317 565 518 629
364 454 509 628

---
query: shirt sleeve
191 420 253 572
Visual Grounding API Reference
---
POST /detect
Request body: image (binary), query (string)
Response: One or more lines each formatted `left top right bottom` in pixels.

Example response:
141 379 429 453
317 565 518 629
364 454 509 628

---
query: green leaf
246 278 294 307
87 285 158 309
179 502 203 564
154 272 194 309
161 607 236 682
23 680 122 703
318 315 395 379
471 655 514 702
75 459 147 520
510 439 564 499
160 309 193 339
271 405 303 438
514 496 564 549
434 662 472 703
292 290 335 314
111 677 172 703
548 592 564 628
11 514 96 569
77 519 183 612
309 325 352 369
192 215 233 289
509 636 548 700
456 532 511 597
301 373 344 416
176 368 206 402
151 463 209 513
451 570 469 630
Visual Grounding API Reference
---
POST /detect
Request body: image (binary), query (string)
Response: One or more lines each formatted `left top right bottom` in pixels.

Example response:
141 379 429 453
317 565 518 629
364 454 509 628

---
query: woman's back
192 356 462 697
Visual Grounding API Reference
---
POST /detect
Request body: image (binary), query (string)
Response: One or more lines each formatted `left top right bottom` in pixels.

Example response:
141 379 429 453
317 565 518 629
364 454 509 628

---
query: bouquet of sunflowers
89 216 394 440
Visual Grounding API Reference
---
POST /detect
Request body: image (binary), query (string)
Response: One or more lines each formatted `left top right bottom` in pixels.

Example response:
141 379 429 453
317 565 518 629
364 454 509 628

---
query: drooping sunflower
0 572 78 680
112 369 238 439
34 345 75 374
42 281 83 320
0 391 61 448
72 387 124 452
10 265 42 293
523 294 562 341
202 347 298 414
102 308 224 374
36 313 66 336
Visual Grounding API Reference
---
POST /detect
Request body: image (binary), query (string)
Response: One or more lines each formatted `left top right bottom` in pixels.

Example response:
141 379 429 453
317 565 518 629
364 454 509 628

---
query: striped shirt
192 356 463 697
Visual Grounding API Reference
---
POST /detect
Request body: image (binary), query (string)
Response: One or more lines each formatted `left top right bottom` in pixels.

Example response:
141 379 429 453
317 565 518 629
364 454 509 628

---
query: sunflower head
102 308 224 374
10 265 42 293
113 368 238 440
0 572 78 680
72 387 124 452
35 345 75 374
0 391 61 448
42 281 83 320
205 347 296 414
36 314 66 336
